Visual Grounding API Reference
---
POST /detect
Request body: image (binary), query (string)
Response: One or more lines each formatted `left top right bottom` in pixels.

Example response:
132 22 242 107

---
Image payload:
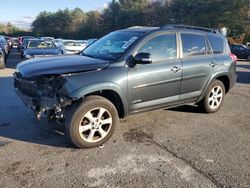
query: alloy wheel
78 107 112 143
208 86 223 109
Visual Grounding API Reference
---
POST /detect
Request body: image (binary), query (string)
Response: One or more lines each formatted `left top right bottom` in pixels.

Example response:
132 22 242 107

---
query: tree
28 0 250 41
101 0 122 33
78 11 102 39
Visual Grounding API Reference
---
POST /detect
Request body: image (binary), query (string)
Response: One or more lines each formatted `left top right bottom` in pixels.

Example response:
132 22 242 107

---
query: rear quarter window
181 33 206 58
207 35 224 54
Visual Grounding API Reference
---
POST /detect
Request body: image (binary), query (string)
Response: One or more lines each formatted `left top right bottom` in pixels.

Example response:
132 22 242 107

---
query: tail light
229 53 237 63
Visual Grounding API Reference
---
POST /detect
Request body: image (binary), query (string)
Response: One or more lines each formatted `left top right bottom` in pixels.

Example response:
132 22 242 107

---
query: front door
128 33 182 113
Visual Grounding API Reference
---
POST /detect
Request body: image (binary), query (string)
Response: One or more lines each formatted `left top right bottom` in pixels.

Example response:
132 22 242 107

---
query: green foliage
2 0 249 41
0 22 23 36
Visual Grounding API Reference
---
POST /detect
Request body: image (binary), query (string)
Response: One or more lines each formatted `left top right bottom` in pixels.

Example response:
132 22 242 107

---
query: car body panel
17 55 110 77
128 59 182 113
179 55 216 102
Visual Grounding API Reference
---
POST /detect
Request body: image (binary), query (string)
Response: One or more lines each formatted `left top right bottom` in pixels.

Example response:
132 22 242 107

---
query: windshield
82 31 142 60
28 41 56 49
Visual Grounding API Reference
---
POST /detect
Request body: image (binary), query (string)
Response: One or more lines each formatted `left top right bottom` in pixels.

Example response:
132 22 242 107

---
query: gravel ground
0 49 249 188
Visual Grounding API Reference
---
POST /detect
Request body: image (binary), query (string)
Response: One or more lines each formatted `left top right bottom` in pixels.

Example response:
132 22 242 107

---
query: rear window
181 33 206 57
28 41 56 49
207 35 224 54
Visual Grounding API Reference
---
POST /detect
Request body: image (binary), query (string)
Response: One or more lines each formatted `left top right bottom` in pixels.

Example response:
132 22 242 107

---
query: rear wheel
198 80 225 113
65 96 118 148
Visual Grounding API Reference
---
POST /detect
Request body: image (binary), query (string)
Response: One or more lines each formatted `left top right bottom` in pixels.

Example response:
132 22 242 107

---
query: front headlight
25 54 32 59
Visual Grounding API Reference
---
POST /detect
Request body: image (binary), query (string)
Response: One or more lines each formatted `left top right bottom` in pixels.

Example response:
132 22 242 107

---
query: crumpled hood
17 55 110 78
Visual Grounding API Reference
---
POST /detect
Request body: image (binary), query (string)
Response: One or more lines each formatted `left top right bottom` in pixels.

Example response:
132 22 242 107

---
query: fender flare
69 82 128 115
197 71 230 102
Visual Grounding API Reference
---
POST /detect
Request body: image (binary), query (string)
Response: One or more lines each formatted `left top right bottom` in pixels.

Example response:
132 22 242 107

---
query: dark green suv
14 25 237 148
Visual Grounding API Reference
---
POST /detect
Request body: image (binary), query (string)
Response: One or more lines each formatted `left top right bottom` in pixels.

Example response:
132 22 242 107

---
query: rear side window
207 35 224 54
181 33 206 57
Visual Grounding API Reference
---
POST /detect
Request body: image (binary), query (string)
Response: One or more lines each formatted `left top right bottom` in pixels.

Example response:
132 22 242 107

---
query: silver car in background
62 40 87 54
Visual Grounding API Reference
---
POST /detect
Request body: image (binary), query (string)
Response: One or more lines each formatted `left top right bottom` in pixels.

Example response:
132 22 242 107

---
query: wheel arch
69 82 128 118
197 72 230 102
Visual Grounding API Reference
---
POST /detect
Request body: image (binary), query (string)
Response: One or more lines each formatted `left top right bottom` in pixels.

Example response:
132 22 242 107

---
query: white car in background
53 38 63 48
62 40 87 54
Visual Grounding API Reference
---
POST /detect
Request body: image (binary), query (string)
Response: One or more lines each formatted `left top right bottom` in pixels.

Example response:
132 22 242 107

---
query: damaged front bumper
14 72 72 121
15 88 36 110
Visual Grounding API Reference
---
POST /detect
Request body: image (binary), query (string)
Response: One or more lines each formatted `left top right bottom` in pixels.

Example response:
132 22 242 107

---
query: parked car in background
14 25 237 148
18 36 35 50
5 36 13 48
0 36 10 55
37 37 55 41
0 44 6 69
62 40 87 54
20 39 32 58
12 37 19 48
0 42 7 59
53 38 63 48
230 44 250 61
86 38 98 47
23 39 62 59
53 38 64 54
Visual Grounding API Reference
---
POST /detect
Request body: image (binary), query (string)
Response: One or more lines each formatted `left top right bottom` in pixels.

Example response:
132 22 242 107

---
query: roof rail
127 26 159 30
162 24 219 34
127 26 146 29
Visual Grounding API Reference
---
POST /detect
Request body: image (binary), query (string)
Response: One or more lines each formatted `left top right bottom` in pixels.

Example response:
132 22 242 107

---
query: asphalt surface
0 49 249 188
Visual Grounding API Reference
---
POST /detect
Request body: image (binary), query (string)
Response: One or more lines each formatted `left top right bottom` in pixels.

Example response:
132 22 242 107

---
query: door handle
209 62 216 67
171 66 181 73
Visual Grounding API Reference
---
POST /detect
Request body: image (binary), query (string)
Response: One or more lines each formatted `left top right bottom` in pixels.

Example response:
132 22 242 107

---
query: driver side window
137 33 177 62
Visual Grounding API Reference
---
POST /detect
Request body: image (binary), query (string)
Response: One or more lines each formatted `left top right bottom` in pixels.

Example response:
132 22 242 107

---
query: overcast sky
0 0 110 29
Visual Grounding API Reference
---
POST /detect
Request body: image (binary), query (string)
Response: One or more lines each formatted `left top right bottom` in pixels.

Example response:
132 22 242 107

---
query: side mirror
134 52 152 65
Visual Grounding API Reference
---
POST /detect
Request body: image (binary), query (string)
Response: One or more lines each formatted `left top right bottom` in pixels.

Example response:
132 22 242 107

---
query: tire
65 96 118 148
247 55 250 62
198 80 225 113
0 55 5 69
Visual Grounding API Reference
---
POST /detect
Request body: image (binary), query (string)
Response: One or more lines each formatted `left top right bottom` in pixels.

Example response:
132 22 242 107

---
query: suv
14 25 237 148
230 44 250 61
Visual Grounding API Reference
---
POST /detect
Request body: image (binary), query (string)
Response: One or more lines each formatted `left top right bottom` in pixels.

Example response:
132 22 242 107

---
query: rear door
179 32 216 102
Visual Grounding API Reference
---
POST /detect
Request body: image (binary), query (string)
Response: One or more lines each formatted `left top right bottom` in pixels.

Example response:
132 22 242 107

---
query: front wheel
198 80 225 113
65 96 118 148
